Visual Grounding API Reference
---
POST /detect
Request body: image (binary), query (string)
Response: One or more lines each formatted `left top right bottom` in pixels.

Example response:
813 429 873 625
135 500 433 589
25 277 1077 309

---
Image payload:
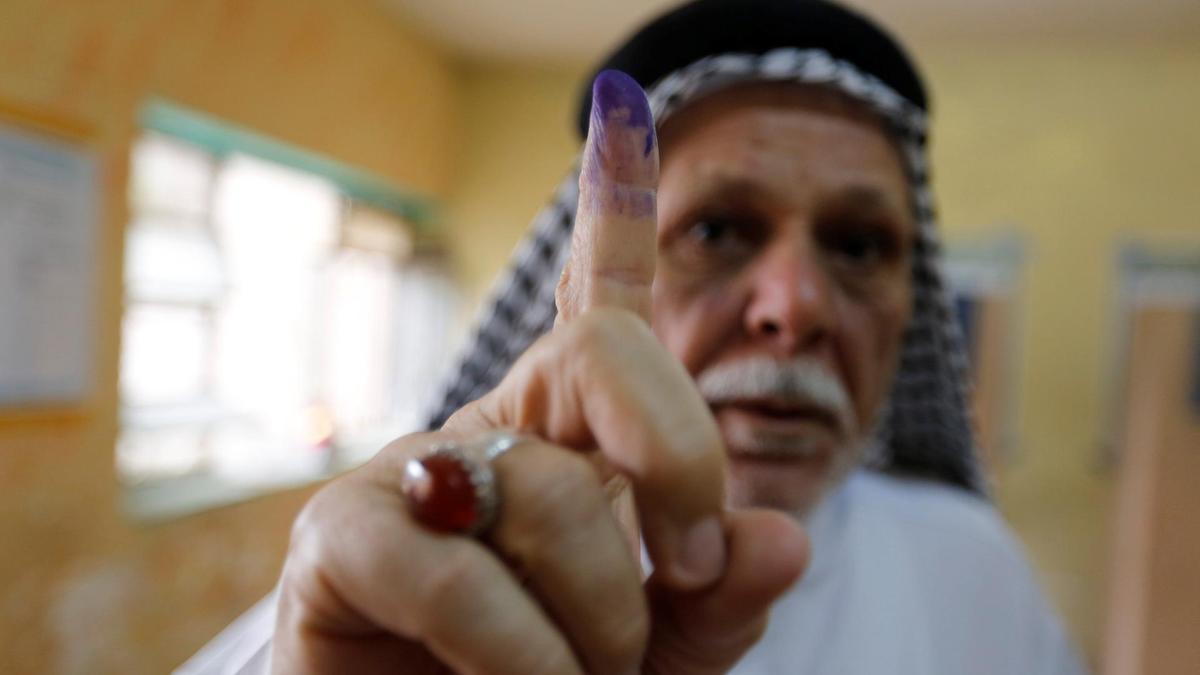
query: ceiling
381 0 1200 66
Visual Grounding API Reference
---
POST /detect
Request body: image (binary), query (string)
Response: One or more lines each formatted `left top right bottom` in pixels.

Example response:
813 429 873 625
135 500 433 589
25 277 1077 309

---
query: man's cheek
653 287 737 370
654 310 706 372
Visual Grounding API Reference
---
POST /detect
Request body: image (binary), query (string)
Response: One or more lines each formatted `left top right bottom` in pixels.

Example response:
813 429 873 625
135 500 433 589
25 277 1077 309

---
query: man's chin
724 451 838 517
714 408 862 517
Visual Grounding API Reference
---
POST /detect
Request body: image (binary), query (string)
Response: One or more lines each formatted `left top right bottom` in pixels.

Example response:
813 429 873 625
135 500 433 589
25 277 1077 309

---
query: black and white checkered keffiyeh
428 48 986 495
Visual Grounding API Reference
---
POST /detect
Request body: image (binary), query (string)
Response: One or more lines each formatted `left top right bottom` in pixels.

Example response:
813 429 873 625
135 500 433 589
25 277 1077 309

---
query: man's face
651 83 915 516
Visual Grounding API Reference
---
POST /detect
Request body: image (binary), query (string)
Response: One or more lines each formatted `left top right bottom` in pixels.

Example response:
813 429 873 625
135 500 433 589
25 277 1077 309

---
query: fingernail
592 70 654 154
673 516 726 588
587 70 657 185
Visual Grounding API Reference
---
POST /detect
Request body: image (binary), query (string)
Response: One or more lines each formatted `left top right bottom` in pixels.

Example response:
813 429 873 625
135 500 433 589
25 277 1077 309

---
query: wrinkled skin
653 83 914 516
272 77 913 674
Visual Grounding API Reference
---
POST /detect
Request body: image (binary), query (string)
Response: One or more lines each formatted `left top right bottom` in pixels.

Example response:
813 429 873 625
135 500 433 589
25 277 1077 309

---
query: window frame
120 99 451 522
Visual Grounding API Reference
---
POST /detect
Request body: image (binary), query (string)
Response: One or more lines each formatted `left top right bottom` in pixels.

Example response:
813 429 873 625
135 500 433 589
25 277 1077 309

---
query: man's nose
743 239 835 355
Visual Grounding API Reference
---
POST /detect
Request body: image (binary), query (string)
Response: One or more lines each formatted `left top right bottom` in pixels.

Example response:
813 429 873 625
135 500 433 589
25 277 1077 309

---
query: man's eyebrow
691 169 772 195
680 169 913 225
687 171 776 206
824 185 909 218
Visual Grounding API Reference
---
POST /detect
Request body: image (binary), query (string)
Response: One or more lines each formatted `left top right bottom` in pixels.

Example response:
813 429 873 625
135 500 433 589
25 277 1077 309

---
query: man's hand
271 70 808 675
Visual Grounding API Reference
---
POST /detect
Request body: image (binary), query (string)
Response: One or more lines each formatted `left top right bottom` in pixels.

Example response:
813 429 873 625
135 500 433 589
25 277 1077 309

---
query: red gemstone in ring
400 433 519 535
402 452 483 533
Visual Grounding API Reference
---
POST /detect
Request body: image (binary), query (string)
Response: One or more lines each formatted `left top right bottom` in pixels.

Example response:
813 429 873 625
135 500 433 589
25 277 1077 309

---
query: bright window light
118 132 459 510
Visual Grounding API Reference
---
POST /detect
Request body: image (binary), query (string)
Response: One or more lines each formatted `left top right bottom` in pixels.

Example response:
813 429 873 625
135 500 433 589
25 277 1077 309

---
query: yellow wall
925 37 1200 662
0 1 457 672
442 38 1200 666
442 63 585 306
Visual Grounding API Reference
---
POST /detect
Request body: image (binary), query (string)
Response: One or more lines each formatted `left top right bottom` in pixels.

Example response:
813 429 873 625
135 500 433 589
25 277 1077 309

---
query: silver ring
401 430 521 536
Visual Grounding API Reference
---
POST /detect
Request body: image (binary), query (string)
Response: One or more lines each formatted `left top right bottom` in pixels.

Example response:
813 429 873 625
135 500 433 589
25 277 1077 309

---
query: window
119 105 460 519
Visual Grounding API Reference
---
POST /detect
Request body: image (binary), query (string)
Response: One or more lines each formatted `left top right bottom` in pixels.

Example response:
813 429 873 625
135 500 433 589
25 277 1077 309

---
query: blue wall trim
139 98 438 230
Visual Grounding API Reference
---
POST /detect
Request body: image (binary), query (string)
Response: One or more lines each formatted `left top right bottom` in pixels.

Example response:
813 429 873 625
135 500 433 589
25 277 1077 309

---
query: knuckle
287 483 341 561
545 285 660 392
555 267 575 316
414 547 487 635
279 484 352 605
563 312 603 353
642 436 722 501
565 309 634 360
514 451 603 540
416 543 582 675
576 305 628 332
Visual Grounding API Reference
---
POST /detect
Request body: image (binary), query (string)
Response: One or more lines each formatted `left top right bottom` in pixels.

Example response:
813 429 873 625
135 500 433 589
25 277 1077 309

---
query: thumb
643 509 810 675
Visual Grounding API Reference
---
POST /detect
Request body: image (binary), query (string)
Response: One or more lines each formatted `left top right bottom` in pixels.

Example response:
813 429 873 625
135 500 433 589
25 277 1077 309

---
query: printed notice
0 121 97 406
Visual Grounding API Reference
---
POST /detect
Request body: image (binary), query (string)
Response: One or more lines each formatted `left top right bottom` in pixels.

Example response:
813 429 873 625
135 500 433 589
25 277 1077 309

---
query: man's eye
838 234 881 262
667 216 757 271
687 219 732 245
825 227 896 267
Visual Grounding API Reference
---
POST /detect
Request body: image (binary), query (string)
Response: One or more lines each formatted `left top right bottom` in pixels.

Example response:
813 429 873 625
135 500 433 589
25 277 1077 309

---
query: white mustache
695 357 857 434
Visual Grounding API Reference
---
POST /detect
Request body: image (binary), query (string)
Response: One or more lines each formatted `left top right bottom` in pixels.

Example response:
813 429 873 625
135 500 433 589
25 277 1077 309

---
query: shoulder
838 471 1087 674
839 470 1043 621
844 469 1025 569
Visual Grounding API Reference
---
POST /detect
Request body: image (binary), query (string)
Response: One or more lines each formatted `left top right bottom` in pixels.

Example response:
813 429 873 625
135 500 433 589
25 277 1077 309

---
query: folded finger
451 310 728 592
487 440 649 674
284 441 583 675
644 509 810 675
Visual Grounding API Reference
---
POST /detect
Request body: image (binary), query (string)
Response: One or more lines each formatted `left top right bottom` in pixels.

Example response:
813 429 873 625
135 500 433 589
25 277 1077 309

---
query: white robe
177 470 1085 674
729 471 1086 674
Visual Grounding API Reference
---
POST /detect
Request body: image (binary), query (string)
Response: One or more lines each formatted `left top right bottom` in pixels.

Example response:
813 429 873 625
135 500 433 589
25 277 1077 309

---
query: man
181 1 1084 673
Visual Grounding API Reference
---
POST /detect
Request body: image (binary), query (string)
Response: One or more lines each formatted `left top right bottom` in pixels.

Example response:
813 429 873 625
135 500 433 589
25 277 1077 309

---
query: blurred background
0 0 1197 672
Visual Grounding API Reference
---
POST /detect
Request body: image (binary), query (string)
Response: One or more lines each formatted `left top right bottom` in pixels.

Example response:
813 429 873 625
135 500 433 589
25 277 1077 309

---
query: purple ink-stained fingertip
591 69 655 155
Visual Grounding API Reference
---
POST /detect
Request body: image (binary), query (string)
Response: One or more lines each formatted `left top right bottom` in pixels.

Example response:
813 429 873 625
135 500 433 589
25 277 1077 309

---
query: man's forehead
657 81 896 148
656 82 913 219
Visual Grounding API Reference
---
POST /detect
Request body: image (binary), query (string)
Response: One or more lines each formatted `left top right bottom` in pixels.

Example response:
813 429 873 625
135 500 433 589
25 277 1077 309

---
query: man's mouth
711 399 841 432
708 399 845 462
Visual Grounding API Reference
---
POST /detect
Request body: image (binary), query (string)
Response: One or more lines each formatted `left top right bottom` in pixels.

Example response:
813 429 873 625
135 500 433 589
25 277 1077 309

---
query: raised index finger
556 70 659 324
